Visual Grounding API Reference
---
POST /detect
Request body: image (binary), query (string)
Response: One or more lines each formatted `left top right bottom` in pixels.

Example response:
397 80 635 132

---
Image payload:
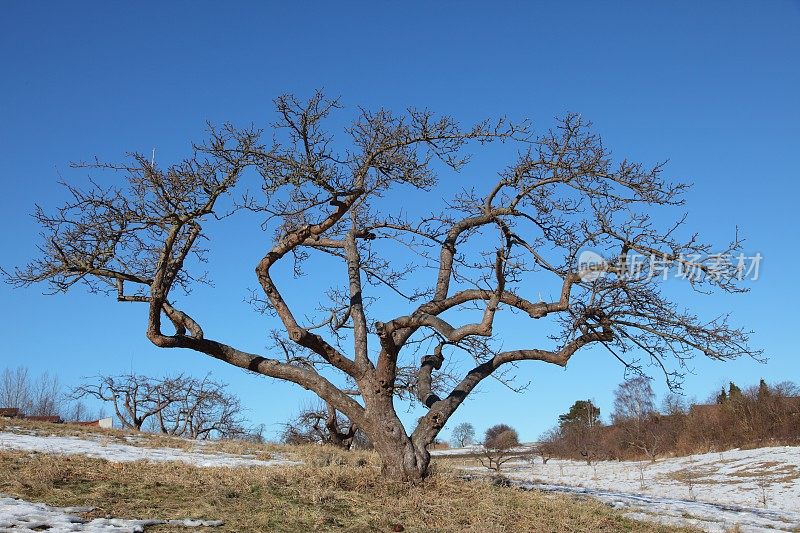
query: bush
484 424 519 449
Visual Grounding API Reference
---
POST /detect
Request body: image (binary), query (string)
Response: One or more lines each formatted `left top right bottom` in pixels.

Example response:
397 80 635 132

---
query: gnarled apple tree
6 93 759 482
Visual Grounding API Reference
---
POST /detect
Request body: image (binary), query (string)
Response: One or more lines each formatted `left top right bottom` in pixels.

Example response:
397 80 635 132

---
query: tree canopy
6 92 760 481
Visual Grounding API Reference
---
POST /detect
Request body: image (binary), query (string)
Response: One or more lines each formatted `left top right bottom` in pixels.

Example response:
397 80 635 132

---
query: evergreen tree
559 400 601 428
716 387 728 404
729 382 743 400
758 379 771 401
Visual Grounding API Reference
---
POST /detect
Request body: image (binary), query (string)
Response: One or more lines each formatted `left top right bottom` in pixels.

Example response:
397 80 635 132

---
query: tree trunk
372 433 429 483
361 394 431 483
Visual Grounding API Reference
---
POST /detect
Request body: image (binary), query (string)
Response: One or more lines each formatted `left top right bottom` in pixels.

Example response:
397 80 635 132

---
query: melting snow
0 493 223 532
0 431 297 468
444 445 800 531
4 429 798 531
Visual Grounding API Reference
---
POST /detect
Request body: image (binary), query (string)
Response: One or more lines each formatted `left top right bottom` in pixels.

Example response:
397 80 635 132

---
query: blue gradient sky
1 2 798 441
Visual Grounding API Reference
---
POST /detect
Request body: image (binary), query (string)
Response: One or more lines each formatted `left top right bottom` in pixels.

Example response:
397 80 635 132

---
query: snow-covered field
436 445 800 532
0 430 297 468
2 428 798 532
0 493 224 532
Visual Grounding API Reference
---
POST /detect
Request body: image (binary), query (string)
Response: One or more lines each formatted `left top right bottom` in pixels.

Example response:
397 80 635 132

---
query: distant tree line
0 366 103 422
296 375 798 467
73 373 262 441
0 366 262 442
537 378 800 463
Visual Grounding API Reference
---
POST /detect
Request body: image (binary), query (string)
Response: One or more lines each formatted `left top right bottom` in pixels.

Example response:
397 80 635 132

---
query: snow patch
513 480 800 532
454 446 800 531
0 431 298 468
0 493 223 532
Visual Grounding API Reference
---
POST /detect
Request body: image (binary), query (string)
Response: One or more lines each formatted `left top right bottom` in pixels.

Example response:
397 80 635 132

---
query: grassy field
0 420 694 532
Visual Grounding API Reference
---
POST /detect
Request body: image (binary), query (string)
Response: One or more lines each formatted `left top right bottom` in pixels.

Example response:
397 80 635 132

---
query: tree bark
371 431 429 484
361 384 431 483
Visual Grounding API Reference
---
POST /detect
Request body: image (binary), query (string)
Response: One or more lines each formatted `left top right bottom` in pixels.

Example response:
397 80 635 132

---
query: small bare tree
0 367 62 417
536 427 561 464
62 400 106 423
74 373 246 438
28 372 61 417
0 367 32 412
479 424 521 472
613 376 656 421
451 422 476 448
156 375 247 440
281 401 358 449
72 374 176 431
7 93 760 481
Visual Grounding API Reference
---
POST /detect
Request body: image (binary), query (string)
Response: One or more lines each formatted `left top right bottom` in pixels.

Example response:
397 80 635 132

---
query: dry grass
0 446 696 532
664 466 719 486
729 462 800 483
0 420 696 531
667 459 800 486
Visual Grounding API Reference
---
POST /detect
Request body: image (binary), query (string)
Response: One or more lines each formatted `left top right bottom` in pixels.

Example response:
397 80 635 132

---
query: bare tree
62 400 106 423
281 400 358 449
612 377 661 461
661 392 688 417
0 367 32 412
28 372 62 417
613 376 656 422
451 422 476 448
74 373 246 438
0 367 62 417
156 375 247 440
479 424 521 472
536 427 561 464
6 93 760 481
72 374 175 431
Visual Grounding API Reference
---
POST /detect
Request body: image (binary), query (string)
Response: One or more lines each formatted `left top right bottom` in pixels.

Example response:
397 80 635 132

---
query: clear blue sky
1 2 798 442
